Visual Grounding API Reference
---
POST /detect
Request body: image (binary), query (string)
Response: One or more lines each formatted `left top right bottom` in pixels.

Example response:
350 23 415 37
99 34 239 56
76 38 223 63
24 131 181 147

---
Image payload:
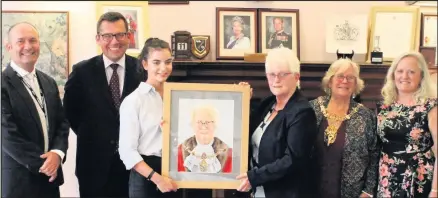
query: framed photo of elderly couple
161 82 250 189
216 7 300 60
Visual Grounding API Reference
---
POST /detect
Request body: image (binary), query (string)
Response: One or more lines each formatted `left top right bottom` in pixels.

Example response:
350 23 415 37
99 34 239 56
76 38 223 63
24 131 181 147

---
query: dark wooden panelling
168 61 437 110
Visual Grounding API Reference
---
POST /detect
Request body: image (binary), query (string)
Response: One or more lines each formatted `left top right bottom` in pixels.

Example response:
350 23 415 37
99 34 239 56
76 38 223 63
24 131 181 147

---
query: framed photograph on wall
1 11 69 97
367 6 420 62
96 1 149 57
216 7 257 60
258 8 300 59
161 82 250 189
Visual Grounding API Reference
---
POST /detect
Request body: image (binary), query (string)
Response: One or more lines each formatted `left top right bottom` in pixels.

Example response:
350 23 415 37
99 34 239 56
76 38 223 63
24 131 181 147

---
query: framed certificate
367 6 420 62
421 13 437 47
161 82 250 189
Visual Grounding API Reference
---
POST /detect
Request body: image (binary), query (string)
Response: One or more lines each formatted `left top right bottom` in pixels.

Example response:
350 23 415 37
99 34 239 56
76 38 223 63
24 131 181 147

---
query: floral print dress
377 99 437 198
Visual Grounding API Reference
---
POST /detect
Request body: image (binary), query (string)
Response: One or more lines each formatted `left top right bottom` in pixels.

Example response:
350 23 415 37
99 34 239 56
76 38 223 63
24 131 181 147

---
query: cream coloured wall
148 1 407 62
2 1 436 197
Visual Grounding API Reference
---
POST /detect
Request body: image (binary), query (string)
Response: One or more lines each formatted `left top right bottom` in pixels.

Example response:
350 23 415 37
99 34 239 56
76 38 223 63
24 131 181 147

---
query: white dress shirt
10 61 65 160
119 82 163 170
103 54 125 95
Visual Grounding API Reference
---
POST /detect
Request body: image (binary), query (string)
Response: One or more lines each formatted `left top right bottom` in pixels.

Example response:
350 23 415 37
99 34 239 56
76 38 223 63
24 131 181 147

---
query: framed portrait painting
96 1 149 57
1 11 69 97
216 7 257 60
258 9 300 59
162 82 250 189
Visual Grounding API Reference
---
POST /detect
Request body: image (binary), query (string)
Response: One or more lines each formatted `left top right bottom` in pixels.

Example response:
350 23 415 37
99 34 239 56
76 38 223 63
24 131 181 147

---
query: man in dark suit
267 17 293 49
63 12 144 197
2 22 70 198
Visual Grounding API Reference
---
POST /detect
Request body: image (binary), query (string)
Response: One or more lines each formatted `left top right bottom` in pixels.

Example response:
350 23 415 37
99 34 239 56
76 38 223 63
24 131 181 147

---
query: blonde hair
381 51 437 105
190 105 219 125
265 47 301 88
321 58 364 95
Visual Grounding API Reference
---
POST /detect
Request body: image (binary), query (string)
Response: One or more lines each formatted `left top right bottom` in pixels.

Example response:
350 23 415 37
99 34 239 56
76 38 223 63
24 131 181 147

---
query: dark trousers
79 152 130 198
185 189 212 198
129 155 183 198
2 167 60 198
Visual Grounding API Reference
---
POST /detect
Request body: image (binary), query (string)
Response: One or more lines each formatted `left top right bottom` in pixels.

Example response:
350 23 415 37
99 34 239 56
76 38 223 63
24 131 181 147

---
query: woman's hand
236 173 252 192
152 174 178 193
238 81 253 98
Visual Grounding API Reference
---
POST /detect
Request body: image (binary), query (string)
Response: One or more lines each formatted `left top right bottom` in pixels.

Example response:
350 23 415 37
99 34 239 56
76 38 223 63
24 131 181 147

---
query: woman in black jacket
235 47 319 198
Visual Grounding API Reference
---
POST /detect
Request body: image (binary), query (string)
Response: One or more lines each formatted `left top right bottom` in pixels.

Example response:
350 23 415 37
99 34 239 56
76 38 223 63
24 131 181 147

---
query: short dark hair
138 37 171 65
7 22 39 40
96 12 129 34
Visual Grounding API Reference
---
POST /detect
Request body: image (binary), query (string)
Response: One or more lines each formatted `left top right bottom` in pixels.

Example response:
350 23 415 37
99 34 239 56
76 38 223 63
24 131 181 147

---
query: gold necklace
318 97 361 146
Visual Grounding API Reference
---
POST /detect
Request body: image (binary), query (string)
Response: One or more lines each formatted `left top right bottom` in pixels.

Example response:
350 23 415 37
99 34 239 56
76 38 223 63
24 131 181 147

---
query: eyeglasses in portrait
162 82 250 189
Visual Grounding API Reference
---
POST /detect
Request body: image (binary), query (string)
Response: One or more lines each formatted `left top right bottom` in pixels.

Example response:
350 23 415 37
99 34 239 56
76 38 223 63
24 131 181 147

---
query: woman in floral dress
377 51 437 198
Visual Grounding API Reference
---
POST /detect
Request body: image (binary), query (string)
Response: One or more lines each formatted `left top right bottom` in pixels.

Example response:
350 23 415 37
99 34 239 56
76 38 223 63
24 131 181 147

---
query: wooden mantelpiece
169 61 437 110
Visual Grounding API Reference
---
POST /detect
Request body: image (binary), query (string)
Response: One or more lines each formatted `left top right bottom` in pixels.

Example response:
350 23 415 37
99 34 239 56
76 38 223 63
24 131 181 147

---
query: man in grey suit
1 22 70 198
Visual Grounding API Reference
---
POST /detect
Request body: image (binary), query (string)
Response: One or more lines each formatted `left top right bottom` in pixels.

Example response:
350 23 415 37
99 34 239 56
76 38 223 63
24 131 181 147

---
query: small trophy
171 31 192 60
370 36 383 64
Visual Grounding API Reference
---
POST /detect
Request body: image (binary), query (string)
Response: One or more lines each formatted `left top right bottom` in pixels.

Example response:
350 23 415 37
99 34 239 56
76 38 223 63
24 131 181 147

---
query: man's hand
39 151 61 177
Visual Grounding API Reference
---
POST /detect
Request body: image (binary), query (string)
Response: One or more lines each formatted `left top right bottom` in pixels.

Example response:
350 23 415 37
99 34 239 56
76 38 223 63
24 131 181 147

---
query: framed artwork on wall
258 8 300 59
161 82 250 189
1 11 69 97
324 14 369 55
148 1 189 5
216 7 258 60
96 1 150 57
367 6 420 62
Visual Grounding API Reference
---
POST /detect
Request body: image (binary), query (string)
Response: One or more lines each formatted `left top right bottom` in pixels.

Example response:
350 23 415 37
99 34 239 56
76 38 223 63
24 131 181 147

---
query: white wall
2 1 98 197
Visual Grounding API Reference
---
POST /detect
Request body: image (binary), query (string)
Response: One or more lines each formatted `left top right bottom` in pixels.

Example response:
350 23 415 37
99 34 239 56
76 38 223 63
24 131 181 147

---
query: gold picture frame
95 1 150 57
162 82 250 189
367 6 420 62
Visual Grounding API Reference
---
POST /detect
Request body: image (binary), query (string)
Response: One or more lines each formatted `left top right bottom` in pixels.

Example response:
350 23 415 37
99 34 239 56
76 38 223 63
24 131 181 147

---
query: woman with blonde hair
376 51 437 198
309 58 379 198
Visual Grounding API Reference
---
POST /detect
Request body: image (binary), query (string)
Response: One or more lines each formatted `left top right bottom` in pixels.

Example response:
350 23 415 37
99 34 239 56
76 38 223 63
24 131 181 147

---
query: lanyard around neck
15 71 46 115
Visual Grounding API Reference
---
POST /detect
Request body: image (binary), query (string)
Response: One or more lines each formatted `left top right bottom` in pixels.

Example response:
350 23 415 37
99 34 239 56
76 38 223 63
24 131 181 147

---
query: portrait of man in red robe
177 105 233 173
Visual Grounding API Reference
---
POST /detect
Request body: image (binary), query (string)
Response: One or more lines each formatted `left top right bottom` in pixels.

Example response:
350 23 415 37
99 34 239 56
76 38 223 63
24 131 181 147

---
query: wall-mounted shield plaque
191 35 210 59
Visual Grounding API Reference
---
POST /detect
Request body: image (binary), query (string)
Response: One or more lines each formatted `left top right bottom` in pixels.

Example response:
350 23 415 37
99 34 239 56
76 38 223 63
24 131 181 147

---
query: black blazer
1 65 70 197
63 54 144 190
246 90 319 198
